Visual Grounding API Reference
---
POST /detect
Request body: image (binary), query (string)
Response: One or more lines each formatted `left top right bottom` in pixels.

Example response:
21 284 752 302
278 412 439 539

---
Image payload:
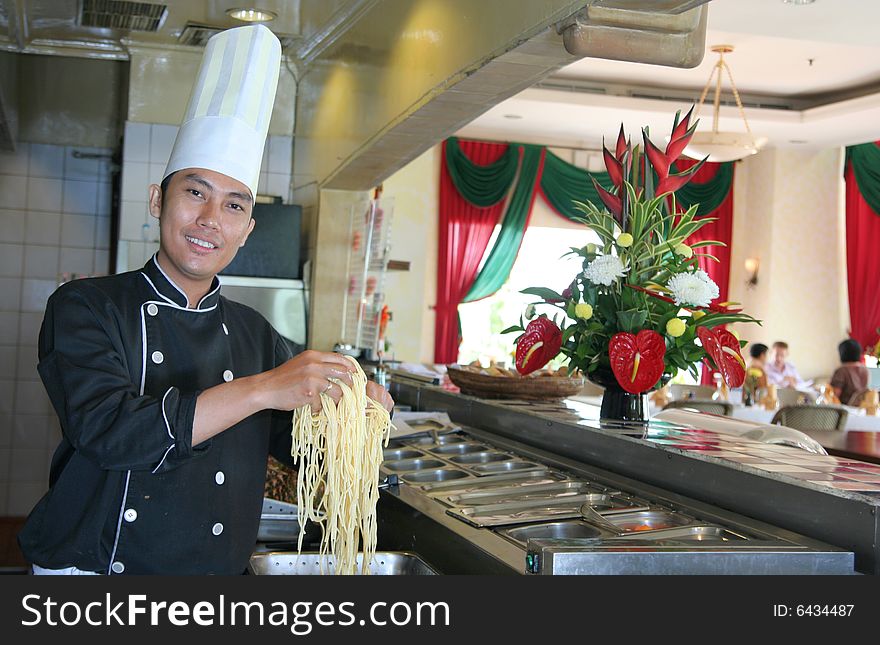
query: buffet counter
383 380 879 575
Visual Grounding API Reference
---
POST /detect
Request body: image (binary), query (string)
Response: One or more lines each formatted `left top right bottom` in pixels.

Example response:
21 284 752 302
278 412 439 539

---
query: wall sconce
744 257 760 288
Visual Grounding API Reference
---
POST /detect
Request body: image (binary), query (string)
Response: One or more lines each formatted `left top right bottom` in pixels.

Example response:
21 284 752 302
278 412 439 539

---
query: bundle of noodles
290 357 391 574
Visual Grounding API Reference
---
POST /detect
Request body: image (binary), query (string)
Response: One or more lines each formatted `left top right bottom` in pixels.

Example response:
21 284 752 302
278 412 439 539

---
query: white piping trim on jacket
151 254 191 307
107 470 131 575
151 387 176 474
139 304 148 395
140 273 177 306
197 281 221 309
152 444 175 475
140 278 220 314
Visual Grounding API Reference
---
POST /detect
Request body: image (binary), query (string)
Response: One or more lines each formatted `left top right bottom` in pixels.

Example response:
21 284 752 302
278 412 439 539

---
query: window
458 225 600 367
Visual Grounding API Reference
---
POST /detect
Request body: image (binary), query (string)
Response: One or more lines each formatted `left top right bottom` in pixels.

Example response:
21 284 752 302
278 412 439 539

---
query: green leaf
617 308 648 333
520 287 563 302
500 325 524 335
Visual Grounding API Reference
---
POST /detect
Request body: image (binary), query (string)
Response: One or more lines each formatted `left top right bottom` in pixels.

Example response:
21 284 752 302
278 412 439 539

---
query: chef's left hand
366 381 394 413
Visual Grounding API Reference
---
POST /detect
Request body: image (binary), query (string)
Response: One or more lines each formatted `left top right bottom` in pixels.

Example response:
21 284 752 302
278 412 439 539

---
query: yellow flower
617 233 634 248
666 318 686 338
691 310 706 320
584 243 597 255
674 243 693 258
575 303 593 320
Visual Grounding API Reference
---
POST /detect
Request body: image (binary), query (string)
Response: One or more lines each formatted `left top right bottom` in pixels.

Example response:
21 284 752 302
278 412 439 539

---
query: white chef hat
163 24 281 198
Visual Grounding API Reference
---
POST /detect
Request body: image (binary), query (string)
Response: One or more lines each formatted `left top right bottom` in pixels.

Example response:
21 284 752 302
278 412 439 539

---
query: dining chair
776 387 811 407
770 405 848 431
663 399 734 416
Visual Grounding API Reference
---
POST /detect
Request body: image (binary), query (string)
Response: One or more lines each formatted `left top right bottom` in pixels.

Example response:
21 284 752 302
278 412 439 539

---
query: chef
18 24 393 575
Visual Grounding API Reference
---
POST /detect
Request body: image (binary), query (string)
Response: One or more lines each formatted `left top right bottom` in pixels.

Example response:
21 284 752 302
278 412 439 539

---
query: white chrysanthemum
667 271 719 307
583 255 627 287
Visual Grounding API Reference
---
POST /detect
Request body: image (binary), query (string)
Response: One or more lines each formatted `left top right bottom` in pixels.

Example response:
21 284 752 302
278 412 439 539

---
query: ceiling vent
178 23 299 50
177 23 223 47
80 0 168 32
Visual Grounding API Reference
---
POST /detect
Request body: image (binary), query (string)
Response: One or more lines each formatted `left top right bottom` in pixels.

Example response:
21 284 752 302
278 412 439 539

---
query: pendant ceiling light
684 45 767 162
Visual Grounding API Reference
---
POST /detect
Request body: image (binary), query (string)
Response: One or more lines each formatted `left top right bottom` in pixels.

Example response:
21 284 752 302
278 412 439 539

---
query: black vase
590 367 663 424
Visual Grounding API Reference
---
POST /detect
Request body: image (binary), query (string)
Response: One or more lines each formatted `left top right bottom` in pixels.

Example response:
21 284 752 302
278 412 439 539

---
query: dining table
798 429 880 465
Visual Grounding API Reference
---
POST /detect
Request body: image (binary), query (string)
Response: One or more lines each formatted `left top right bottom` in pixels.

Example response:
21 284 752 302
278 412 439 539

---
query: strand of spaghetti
289 357 391 574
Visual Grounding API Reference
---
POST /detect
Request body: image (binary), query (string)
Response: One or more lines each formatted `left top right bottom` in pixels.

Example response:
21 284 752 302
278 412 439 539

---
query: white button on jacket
124 509 138 522
215 471 225 485
147 303 158 316
111 561 125 574
151 351 164 364
212 523 224 536
223 369 233 382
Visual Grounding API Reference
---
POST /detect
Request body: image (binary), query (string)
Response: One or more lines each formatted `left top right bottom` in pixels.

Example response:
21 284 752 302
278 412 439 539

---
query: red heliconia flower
657 171 699 196
591 175 622 218
615 124 628 162
696 326 746 388
666 106 697 160
609 330 667 394
644 135 671 181
603 142 624 188
515 317 562 375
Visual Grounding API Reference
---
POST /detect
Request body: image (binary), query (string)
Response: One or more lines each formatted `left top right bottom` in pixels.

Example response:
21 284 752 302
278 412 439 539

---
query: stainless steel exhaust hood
557 0 711 68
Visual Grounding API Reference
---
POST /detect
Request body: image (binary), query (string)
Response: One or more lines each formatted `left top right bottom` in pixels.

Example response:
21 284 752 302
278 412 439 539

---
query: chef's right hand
257 350 356 412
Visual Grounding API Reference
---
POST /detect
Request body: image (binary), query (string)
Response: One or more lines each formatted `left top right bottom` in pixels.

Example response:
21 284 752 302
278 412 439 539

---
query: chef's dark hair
838 338 862 363
749 343 768 359
160 171 176 196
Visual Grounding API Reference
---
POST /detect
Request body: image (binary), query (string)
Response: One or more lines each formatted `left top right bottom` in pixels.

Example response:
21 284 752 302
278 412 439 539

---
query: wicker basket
446 365 585 400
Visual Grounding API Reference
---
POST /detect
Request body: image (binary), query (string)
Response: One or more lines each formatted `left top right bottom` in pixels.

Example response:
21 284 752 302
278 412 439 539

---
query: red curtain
677 159 734 304
676 159 735 384
434 139 509 363
845 157 880 350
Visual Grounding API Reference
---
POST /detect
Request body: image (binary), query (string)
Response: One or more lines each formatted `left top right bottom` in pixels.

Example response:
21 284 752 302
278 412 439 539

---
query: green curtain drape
539 150 615 221
443 138 735 305
463 145 544 302
673 161 734 216
846 142 880 216
445 136 518 207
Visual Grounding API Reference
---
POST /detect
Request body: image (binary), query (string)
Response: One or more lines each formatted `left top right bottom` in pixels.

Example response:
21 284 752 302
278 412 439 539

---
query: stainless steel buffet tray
249 551 438 575
446 494 650 528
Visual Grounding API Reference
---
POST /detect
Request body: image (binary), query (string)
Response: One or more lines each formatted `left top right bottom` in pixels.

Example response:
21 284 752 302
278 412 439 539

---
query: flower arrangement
503 109 760 401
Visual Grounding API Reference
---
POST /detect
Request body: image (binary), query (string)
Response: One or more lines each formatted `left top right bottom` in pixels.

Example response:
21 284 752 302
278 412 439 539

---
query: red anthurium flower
591 175 622 218
515 317 562 375
696 326 746 388
609 330 666 394
603 142 624 188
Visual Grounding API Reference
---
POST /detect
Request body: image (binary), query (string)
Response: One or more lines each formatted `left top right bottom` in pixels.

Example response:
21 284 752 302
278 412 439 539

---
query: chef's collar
141 254 221 310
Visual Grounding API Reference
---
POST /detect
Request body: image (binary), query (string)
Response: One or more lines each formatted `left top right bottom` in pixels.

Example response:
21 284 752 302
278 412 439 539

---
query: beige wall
126 45 296 136
381 146 439 362
16 54 126 148
729 147 848 381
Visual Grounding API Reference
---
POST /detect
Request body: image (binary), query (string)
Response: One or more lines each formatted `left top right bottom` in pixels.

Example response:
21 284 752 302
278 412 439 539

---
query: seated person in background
765 341 806 388
748 343 769 389
830 338 869 406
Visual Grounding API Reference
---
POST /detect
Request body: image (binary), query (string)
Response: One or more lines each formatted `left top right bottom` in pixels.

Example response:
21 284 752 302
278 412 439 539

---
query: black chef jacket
18 255 296 574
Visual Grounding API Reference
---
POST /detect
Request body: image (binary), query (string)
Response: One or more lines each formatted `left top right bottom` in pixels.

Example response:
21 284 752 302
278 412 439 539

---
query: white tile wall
117 122 294 272
0 142 113 516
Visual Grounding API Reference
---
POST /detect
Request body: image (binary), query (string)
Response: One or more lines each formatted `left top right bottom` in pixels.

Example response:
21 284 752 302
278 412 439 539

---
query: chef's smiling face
149 168 255 300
